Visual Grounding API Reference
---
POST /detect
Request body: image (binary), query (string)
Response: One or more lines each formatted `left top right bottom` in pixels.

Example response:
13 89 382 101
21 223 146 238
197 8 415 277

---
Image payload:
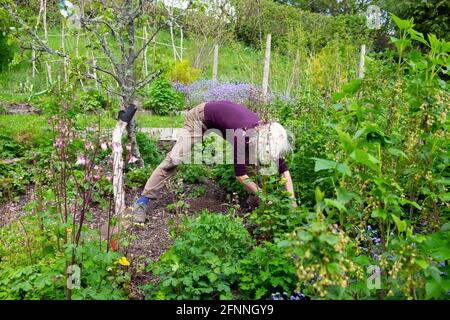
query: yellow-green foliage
307 41 359 96
168 60 201 85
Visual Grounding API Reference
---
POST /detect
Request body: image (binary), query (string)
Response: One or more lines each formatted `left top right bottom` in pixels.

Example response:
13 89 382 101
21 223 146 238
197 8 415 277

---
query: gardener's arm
236 175 260 194
281 170 297 208
279 159 297 208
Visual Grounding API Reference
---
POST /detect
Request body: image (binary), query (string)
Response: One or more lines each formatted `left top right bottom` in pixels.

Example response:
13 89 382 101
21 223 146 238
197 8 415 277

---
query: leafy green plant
0 214 130 300
249 175 299 241
0 30 13 71
237 241 297 299
143 77 184 115
211 164 246 196
279 193 365 300
298 16 450 299
76 89 111 112
135 132 163 167
125 166 153 189
0 162 31 200
0 133 25 158
188 185 206 199
177 164 208 184
146 211 254 299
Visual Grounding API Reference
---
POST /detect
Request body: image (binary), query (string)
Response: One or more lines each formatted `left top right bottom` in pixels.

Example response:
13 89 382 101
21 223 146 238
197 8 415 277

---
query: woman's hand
281 171 298 208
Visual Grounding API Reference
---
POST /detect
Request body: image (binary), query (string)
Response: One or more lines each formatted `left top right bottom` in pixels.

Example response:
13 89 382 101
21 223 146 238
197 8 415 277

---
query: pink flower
101 142 108 151
54 137 63 148
76 155 86 166
85 141 93 150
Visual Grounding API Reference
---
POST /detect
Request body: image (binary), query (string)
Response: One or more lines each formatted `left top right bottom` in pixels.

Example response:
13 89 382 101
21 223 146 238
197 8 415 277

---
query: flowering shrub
173 79 276 107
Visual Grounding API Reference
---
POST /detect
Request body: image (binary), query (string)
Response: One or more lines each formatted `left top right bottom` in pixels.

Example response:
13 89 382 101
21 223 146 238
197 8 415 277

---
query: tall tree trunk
123 0 144 168
126 118 144 168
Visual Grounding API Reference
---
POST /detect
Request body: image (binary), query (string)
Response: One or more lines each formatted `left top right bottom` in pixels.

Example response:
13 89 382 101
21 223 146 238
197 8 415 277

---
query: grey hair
252 122 292 165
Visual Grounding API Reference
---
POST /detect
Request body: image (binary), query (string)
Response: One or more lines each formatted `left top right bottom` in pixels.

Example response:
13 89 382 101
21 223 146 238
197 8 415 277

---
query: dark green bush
0 31 13 71
77 89 111 112
143 77 184 115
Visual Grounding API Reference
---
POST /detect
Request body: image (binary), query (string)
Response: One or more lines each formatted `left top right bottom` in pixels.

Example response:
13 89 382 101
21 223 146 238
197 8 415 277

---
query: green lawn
0 28 297 105
0 113 184 147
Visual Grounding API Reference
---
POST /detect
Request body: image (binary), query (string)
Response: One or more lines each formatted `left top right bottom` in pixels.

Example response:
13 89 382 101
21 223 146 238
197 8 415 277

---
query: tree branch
2 3 67 58
134 68 164 91
132 0 193 64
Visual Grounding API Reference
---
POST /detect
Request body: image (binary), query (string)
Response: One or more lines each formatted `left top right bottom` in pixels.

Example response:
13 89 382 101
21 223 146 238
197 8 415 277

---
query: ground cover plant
0 0 448 301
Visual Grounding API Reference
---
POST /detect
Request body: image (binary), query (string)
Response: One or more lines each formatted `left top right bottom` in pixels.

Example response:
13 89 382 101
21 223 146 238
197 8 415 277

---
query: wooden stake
262 34 271 102
32 0 44 78
212 44 219 84
112 121 128 219
61 22 68 83
43 0 52 85
143 24 149 78
359 44 366 79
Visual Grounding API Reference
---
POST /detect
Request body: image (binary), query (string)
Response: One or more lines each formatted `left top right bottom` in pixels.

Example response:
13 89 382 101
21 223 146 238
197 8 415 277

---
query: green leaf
327 262 342 274
391 214 407 233
408 28 428 46
319 234 339 246
426 279 442 299
20 281 33 292
439 193 450 202
371 208 387 220
331 92 346 103
337 130 355 154
425 266 442 283
313 158 351 176
337 187 360 205
415 259 429 270
350 149 380 173
388 148 408 159
297 230 313 242
390 13 413 31
255 287 267 299
336 163 352 177
313 158 339 171
315 187 325 203
207 272 218 283
398 198 422 210
324 199 347 212
342 80 361 94
277 240 291 247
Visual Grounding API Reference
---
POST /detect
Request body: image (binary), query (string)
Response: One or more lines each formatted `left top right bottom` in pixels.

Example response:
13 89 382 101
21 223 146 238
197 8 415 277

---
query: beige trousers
141 103 207 199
